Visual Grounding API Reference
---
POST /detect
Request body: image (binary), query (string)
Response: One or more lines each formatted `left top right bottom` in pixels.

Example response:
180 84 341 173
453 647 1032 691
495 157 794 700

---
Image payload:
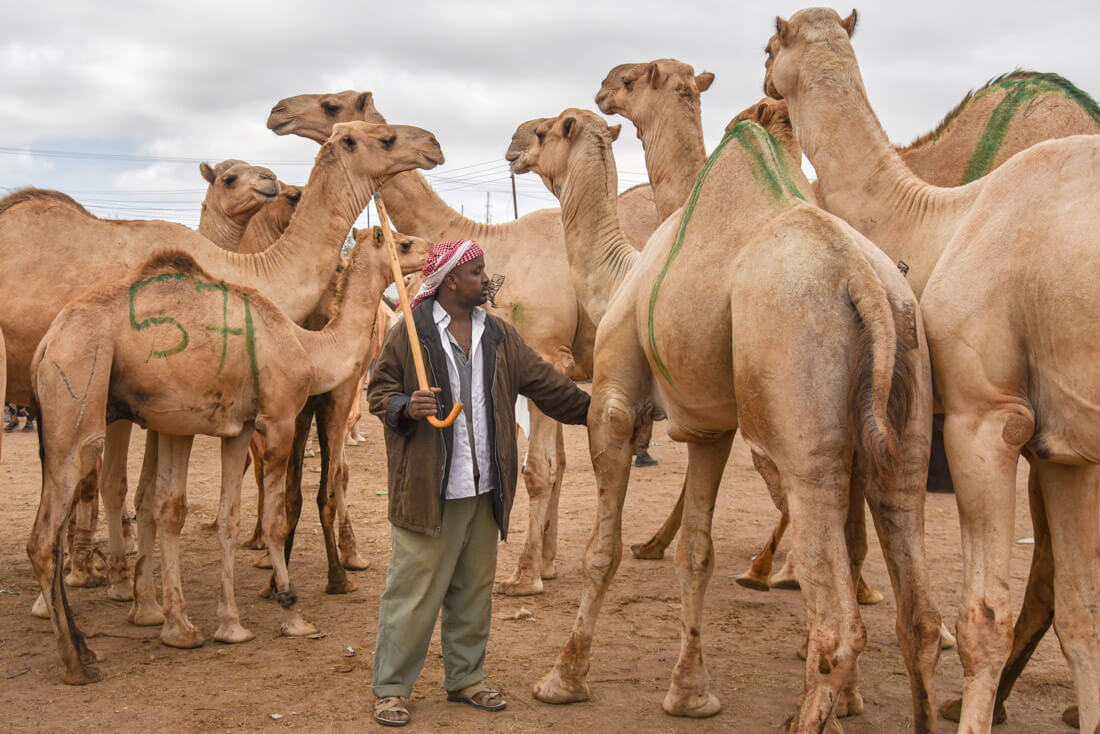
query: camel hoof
835 688 863 718
252 553 273 569
31 593 49 619
62 664 102 686
769 574 800 590
532 667 590 704
496 575 544 596
107 580 133 602
939 622 956 649
259 582 274 600
127 602 165 627
65 565 106 588
733 572 770 592
629 542 666 561
855 579 883 605
160 622 205 649
200 518 219 531
938 697 1006 725
241 535 266 551
279 614 318 638
325 578 359 595
1062 704 1078 728
214 622 255 644
662 689 722 718
339 552 370 571
796 638 808 661
541 561 559 580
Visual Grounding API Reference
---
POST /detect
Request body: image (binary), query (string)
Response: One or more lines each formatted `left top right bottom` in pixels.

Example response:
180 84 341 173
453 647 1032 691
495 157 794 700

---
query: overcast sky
2 0 1098 228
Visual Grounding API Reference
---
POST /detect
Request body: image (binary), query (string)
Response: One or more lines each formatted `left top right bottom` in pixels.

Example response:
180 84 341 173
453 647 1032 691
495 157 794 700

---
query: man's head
439 255 490 309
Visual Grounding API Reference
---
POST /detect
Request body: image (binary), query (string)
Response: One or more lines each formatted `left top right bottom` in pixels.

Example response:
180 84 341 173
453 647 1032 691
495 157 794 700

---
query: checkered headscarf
410 239 483 309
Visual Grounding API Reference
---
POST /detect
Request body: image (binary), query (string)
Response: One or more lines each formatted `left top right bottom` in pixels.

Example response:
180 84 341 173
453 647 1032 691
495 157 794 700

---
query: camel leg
784 469 865 733
663 434 734 718
941 466 1052 725
734 510 788 592
533 330 651 704
1033 461 1100 733
128 433 164 626
499 402 561 596
315 392 360 593
540 424 566 579
265 403 313 596
331 377 368 572
64 475 104 588
241 434 266 550
100 420 133 601
260 418 318 637
630 479 685 561
213 429 255 644
943 410 1021 732
155 433 204 649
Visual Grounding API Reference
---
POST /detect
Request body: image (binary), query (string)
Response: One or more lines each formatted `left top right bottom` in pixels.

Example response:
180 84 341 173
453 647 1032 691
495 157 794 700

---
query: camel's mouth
420 151 445 168
267 117 297 136
594 91 618 115
507 158 528 175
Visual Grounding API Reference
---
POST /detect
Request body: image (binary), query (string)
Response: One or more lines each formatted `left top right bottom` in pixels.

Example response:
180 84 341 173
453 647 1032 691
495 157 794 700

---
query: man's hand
405 387 442 420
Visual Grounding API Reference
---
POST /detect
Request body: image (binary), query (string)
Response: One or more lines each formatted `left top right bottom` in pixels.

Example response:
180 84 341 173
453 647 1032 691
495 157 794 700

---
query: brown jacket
367 298 590 539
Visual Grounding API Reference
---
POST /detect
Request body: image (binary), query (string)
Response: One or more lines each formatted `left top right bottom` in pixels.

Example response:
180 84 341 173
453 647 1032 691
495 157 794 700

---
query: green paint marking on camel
960 72 1100 184
196 280 244 377
647 125 739 388
129 272 190 362
728 121 806 205
242 294 261 397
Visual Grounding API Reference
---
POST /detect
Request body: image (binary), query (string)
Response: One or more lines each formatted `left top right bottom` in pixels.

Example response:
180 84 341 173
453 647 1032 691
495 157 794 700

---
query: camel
196 160 280 251
239 183 301 254
28 223 429 685
267 89 662 596
5 120 442 611
512 107 939 731
764 9 1100 731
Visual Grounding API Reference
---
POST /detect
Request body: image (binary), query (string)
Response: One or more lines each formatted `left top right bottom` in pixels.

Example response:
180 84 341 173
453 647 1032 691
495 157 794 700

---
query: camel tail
845 265 915 486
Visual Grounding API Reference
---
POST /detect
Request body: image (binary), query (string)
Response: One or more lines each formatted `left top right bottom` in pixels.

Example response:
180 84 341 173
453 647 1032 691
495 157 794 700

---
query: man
367 239 590 727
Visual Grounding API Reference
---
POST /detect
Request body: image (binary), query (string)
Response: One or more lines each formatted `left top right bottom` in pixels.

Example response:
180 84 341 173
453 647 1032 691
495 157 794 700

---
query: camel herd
2 6 1099 733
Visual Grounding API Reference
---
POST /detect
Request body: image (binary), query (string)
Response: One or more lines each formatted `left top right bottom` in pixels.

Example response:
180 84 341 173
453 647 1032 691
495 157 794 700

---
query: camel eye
400 240 411 253
223 174 237 186
322 102 340 115
341 136 356 150
379 135 395 150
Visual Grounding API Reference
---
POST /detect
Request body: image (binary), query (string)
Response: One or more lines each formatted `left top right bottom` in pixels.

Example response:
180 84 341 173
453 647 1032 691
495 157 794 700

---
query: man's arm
513 334 590 426
367 324 419 437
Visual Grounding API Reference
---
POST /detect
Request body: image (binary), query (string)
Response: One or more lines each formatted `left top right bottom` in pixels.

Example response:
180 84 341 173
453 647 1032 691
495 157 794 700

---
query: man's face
443 255 491 307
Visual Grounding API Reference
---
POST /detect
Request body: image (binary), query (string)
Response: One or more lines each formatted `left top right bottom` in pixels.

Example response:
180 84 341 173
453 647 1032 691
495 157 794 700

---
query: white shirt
433 301 493 499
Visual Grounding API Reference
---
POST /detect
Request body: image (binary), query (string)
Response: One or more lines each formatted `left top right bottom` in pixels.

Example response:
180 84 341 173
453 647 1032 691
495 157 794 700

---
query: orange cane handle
428 402 464 428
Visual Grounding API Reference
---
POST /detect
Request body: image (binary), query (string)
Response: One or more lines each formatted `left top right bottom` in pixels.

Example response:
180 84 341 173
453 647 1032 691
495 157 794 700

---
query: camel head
268 90 384 143
506 109 620 195
317 122 444 192
198 159 279 221
350 225 431 279
765 8 858 100
595 59 714 124
727 98 802 161
262 182 302 230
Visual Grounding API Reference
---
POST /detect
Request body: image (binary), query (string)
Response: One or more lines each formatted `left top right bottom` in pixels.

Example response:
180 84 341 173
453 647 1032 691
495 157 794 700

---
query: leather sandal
447 682 506 711
373 697 410 727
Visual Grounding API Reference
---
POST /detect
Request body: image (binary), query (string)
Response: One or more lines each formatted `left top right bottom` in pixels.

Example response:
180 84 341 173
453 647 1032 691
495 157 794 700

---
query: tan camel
238 183 301 253
5 121 442 610
196 160 280 250
765 9 1100 731
267 90 662 596
514 108 939 731
28 224 429 684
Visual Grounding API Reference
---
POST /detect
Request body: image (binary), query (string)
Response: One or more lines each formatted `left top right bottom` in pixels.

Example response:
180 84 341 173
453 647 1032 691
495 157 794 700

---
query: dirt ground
0 408 1075 732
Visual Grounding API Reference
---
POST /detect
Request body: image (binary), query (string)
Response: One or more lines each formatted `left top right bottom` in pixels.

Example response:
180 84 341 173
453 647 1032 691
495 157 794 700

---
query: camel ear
775 16 790 43
199 162 215 184
696 72 715 93
607 124 621 142
841 9 858 37
373 226 384 246
645 62 662 88
356 91 373 111
561 116 578 140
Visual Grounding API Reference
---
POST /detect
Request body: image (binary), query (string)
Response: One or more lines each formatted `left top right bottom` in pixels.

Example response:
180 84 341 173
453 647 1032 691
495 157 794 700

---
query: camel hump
721 121 807 205
132 250 213 282
0 188 91 218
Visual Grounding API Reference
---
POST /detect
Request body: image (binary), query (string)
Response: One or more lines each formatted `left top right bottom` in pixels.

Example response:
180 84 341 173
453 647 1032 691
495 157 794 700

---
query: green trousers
372 493 499 698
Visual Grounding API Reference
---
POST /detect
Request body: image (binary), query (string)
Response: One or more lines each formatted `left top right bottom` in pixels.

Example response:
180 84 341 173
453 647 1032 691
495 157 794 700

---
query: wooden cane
373 193 462 429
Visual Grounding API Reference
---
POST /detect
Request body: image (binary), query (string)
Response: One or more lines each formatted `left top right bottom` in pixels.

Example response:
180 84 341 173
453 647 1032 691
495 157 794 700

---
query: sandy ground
0 408 1074 733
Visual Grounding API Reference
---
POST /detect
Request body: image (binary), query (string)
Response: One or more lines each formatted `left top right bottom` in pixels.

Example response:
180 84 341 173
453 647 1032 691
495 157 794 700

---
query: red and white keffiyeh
410 239 483 309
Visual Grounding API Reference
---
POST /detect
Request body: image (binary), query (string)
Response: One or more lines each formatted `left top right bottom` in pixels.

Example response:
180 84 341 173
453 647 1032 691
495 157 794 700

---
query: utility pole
485 192 492 223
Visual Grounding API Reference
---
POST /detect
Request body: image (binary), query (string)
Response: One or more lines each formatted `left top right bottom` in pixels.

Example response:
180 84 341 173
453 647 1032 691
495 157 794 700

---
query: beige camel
514 108 939 731
765 9 1100 731
238 183 301 253
267 90 662 596
196 160 279 250
28 224 429 684
5 121 442 610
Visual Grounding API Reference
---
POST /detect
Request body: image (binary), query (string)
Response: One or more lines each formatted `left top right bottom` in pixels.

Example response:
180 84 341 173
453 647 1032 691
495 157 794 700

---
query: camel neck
635 105 708 220
298 252 390 394
789 44 978 296
555 136 638 324
381 171 500 243
238 208 285 254
198 204 249 252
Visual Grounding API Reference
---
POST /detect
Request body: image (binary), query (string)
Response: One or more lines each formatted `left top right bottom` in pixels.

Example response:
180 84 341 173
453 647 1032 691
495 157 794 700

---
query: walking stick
373 193 462 429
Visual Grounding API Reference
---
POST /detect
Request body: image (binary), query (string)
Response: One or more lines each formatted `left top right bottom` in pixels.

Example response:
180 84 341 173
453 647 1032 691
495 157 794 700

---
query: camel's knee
155 493 188 534
581 541 621 583
676 529 714 579
812 618 867 676
522 455 552 496
957 597 1013 672
602 400 636 444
